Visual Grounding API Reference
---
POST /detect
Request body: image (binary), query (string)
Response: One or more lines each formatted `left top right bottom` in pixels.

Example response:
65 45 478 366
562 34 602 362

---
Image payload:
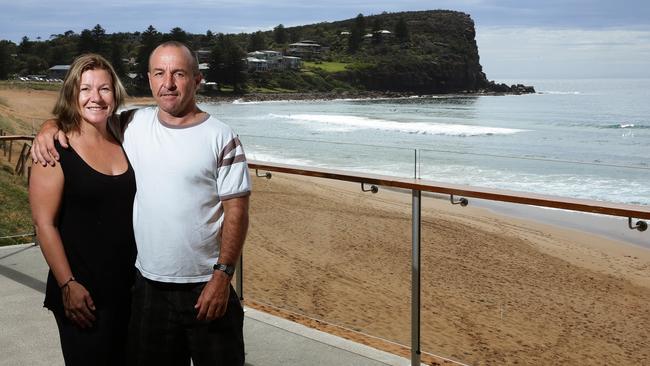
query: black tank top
44 141 137 314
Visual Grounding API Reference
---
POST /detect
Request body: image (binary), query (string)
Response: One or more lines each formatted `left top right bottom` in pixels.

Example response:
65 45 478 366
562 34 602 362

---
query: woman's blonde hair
52 54 127 133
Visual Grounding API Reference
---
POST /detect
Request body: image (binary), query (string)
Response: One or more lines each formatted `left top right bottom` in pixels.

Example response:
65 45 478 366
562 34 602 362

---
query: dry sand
244 173 650 365
0 87 155 134
3 86 649 365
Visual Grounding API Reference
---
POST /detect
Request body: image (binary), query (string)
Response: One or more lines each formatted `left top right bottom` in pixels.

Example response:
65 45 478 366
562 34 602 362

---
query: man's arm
32 109 138 165
30 119 67 166
195 195 250 321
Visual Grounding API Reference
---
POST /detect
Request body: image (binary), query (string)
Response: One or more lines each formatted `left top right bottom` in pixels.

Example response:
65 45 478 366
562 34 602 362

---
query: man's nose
163 73 175 90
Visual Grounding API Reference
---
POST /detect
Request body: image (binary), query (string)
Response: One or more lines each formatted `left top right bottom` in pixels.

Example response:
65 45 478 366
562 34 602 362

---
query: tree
166 27 189 45
348 28 363 53
348 13 366 52
135 25 162 90
273 24 287 44
247 31 266 52
18 36 32 54
0 40 15 79
47 31 77 65
109 37 126 78
394 17 410 43
208 34 246 93
371 18 383 45
91 24 108 55
354 13 366 34
78 29 94 54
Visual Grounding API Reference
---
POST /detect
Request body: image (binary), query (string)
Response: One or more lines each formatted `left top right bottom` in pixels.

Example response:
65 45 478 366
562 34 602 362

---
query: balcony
2 134 649 365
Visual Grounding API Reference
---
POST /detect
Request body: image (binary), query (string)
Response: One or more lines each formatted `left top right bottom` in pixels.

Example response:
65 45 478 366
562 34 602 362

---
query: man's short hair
148 41 200 76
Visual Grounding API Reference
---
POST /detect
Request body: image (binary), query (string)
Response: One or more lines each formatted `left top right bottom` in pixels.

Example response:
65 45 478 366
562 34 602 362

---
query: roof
289 42 321 47
48 65 70 71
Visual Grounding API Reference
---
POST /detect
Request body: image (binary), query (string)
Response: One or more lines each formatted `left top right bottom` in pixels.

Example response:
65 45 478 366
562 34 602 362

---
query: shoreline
415 190 649 250
196 89 536 104
268 173 650 286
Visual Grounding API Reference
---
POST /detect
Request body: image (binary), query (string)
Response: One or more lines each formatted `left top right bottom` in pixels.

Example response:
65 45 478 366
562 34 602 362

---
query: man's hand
195 270 231 321
30 119 68 166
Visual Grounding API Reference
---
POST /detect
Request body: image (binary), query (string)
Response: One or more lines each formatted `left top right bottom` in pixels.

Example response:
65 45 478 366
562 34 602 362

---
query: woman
29 54 136 365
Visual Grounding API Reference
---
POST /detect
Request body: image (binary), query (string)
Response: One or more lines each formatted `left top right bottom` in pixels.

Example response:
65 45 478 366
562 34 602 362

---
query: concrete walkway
0 244 414 366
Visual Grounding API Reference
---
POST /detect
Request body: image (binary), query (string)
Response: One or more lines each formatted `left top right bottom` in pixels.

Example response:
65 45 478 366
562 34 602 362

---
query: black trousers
127 271 245 366
54 304 130 366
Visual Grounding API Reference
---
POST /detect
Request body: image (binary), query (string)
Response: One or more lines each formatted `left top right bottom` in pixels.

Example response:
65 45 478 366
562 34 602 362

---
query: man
32 41 250 365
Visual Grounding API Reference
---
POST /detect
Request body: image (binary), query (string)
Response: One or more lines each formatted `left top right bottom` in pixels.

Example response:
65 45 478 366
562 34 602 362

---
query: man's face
148 46 201 118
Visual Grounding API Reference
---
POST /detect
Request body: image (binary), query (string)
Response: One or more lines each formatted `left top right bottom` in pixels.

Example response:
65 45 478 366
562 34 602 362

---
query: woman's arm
29 161 96 328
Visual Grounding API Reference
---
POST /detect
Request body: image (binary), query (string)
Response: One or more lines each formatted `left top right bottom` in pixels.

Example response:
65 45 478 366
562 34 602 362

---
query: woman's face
78 68 114 126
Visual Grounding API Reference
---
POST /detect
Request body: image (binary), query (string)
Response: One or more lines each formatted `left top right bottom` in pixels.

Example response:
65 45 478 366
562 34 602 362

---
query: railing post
412 189 421 366
236 254 243 301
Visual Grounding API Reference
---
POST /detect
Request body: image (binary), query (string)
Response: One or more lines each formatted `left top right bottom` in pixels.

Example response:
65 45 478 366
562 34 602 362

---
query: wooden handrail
248 160 650 220
0 135 34 141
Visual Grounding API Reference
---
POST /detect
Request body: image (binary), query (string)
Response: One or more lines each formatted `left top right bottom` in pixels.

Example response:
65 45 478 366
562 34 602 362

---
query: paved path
1 244 414 366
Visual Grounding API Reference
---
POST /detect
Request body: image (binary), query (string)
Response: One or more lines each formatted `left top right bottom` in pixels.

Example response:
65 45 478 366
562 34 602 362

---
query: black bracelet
60 276 76 289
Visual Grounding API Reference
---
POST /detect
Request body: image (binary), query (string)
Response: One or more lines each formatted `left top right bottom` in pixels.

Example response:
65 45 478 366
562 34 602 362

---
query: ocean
201 78 649 208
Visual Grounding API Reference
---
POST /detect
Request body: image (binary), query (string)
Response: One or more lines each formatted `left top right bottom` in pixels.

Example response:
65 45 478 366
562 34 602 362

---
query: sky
1 0 649 79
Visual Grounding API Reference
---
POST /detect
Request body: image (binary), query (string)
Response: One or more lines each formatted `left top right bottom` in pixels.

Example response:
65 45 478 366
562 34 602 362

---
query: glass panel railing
417 148 650 207
241 135 417 179
243 170 413 348
419 196 650 365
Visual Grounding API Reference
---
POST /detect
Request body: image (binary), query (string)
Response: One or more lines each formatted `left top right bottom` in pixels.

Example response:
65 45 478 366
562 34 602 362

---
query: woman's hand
62 281 96 328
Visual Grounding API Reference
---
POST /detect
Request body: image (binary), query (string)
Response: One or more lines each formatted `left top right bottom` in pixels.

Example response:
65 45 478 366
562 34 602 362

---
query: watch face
214 263 235 276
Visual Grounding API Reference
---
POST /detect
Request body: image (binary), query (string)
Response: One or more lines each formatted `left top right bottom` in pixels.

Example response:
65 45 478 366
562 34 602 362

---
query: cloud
476 26 650 79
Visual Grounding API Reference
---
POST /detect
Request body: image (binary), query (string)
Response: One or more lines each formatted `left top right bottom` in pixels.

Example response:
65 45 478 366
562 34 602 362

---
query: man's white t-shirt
122 107 251 283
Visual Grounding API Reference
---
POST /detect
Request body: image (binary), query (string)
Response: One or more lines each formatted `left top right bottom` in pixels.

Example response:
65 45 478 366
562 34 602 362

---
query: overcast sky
1 0 649 79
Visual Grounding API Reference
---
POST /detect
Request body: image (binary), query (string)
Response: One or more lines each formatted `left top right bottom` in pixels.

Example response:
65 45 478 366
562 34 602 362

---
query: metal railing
6 134 649 364
246 159 649 366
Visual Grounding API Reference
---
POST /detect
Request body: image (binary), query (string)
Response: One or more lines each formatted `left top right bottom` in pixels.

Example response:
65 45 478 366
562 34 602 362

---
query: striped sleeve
217 132 251 200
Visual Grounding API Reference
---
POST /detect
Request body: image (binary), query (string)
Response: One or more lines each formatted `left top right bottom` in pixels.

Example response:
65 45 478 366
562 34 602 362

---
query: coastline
196 89 536 105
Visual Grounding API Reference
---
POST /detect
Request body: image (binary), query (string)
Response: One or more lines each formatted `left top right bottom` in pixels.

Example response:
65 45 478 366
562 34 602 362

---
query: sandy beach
2 86 649 365
244 174 650 365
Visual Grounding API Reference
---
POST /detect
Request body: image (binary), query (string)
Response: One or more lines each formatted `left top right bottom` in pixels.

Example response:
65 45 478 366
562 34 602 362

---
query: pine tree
273 24 287 45
394 17 410 43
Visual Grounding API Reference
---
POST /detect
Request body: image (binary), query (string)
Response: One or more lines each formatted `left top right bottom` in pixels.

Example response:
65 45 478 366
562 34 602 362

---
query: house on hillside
245 57 269 72
48 65 69 79
196 49 211 64
287 40 323 60
282 56 302 70
248 50 283 68
245 50 302 72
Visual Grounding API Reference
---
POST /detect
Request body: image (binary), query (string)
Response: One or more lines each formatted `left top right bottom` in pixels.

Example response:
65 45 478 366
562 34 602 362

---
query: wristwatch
213 263 236 276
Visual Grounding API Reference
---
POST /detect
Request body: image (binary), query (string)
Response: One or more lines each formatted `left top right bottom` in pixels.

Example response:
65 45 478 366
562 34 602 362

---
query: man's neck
157 105 204 126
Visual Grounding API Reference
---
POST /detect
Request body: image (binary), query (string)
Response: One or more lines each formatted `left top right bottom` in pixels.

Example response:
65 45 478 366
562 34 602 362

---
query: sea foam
270 113 525 136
